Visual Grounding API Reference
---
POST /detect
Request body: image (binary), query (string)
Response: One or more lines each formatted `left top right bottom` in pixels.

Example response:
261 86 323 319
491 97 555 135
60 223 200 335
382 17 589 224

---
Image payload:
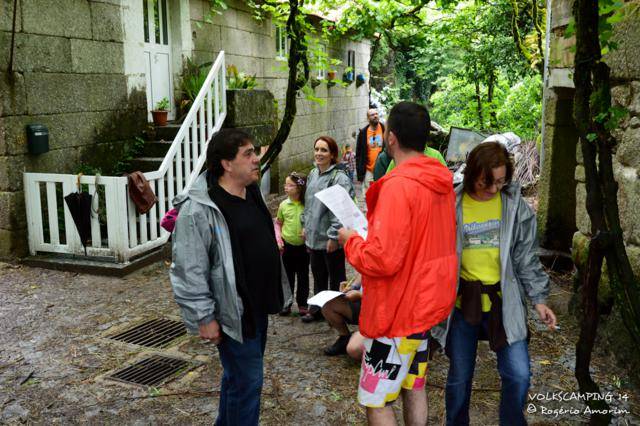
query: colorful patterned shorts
357 331 429 408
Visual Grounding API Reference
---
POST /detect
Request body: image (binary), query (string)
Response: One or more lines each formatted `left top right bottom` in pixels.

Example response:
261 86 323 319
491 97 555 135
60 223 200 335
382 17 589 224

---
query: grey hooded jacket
301 164 356 250
431 182 549 347
169 172 291 344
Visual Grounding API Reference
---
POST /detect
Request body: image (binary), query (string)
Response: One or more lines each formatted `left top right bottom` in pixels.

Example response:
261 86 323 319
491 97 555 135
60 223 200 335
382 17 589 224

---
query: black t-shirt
208 179 282 335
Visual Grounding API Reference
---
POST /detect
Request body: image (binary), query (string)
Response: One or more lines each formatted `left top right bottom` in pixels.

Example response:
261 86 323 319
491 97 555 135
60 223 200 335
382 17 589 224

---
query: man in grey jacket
170 129 290 426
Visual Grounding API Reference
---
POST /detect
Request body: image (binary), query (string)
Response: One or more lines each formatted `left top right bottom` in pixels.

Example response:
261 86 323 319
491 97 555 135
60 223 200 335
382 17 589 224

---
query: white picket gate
23 51 227 263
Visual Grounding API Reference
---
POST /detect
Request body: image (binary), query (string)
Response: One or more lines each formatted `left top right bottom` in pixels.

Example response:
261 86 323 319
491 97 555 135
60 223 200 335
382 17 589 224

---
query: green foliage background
368 0 545 142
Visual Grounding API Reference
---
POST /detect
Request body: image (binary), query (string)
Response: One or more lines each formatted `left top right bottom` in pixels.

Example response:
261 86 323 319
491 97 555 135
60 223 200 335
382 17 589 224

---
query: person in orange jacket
338 101 457 425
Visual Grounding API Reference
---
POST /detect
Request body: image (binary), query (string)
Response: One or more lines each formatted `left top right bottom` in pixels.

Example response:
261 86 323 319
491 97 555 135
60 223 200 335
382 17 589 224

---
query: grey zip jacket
431 182 549 347
169 172 291 344
301 164 356 250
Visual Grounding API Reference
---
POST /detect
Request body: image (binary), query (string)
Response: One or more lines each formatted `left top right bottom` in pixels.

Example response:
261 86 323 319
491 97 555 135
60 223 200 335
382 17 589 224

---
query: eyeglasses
476 178 507 190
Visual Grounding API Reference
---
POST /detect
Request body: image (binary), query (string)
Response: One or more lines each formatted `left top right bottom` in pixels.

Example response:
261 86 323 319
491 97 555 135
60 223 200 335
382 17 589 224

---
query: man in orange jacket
338 101 457 425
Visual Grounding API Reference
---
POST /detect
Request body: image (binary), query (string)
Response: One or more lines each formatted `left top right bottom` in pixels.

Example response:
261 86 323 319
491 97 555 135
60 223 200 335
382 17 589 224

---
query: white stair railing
24 51 227 263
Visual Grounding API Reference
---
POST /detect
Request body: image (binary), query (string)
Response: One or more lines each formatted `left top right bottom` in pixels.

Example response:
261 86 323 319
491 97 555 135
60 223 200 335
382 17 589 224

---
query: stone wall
0 0 371 258
188 0 371 182
541 0 640 382
0 0 147 257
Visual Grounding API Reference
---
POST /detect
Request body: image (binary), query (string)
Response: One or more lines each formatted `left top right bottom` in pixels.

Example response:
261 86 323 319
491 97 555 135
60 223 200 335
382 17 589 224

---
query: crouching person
322 278 363 356
170 129 291 426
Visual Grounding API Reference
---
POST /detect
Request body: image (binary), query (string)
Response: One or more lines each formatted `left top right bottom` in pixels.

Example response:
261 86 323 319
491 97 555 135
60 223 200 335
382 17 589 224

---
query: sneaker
298 306 309 316
324 334 351 356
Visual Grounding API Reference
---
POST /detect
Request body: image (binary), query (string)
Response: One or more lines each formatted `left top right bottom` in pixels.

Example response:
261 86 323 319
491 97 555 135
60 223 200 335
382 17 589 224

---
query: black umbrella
64 179 93 255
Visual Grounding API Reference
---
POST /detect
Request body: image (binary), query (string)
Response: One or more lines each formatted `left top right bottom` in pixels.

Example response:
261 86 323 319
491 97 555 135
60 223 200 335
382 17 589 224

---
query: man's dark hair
386 102 430 153
206 129 254 177
462 142 514 194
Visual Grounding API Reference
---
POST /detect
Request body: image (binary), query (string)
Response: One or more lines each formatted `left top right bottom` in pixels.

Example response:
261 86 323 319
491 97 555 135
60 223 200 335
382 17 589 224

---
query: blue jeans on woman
445 308 530 426
215 314 268 426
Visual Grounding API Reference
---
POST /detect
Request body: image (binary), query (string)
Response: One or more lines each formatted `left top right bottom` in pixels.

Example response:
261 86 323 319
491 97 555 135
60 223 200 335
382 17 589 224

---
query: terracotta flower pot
151 110 168 126
327 71 337 80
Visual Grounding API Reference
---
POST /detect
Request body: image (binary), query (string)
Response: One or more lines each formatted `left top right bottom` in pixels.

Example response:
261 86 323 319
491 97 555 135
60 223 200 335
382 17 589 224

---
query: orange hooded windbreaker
345 155 457 338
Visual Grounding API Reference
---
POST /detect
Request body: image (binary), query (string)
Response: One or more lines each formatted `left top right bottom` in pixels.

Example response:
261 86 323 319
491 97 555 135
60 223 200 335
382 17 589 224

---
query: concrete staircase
129 124 181 172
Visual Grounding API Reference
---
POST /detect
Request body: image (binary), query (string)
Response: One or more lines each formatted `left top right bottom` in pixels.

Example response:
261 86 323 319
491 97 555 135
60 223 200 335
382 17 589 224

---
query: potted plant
343 67 354 85
310 77 321 88
356 73 366 87
327 70 337 87
151 97 170 126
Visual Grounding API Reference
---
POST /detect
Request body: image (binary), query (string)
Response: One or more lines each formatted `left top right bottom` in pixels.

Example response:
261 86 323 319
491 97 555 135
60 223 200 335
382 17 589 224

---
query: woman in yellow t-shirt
442 142 557 426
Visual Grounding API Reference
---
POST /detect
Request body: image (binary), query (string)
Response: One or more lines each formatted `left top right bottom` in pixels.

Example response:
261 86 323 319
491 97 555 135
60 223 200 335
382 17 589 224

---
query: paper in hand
307 290 344 308
314 185 368 239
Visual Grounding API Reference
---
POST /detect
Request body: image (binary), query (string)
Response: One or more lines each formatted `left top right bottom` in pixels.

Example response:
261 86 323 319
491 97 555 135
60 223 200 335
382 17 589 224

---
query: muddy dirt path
1 260 638 425
1 186 639 424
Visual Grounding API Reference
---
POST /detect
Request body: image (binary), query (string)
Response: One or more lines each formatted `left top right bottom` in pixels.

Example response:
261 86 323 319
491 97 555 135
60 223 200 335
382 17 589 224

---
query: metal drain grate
107 318 187 348
106 355 191 387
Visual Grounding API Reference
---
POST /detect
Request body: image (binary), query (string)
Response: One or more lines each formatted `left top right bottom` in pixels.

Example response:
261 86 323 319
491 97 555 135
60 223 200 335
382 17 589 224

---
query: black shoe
324 334 351 356
279 306 291 316
301 308 323 323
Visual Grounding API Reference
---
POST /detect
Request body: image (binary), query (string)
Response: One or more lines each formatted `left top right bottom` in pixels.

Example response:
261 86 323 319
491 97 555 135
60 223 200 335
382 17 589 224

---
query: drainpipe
540 0 552 170
8 0 19 77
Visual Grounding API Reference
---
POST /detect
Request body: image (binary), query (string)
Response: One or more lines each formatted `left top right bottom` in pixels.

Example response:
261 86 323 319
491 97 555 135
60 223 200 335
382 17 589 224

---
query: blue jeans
215 314 268 426
445 309 530 426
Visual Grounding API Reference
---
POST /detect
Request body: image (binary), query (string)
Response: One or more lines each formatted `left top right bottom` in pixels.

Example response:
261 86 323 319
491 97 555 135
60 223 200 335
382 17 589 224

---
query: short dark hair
206 129 254 177
463 142 514 194
314 136 339 164
386 102 430 153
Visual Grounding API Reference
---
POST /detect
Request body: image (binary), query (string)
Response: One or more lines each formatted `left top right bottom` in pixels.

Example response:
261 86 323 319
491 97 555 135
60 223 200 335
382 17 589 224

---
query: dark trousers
282 242 310 308
309 248 346 294
216 314 268 426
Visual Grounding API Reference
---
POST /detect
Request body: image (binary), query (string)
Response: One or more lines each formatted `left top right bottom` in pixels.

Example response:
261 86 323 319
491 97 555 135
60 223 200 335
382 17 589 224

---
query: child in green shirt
276 172 310 316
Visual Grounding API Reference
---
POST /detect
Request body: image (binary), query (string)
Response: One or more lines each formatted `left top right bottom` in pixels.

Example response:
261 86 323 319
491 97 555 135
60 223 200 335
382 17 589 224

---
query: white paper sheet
307 290 344 308
314 185 368 239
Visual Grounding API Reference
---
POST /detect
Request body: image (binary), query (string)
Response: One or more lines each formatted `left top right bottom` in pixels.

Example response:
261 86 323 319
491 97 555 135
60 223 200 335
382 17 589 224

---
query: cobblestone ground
1 184 638 424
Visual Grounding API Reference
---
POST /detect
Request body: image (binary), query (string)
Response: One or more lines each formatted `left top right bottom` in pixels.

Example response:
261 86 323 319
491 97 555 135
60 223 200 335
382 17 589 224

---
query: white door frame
143 0 176 122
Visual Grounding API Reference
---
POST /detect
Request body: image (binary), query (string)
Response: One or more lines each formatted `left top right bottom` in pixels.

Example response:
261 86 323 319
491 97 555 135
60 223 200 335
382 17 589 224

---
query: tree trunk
260 0 309 173
487 70 497 128
473 64 484 128
532 0 544 75
368 35 382 101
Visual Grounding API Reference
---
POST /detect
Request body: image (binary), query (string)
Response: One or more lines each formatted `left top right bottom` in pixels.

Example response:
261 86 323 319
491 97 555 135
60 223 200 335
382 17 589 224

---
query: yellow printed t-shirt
366 124 384 172
458 192 502 312
277 198 304 246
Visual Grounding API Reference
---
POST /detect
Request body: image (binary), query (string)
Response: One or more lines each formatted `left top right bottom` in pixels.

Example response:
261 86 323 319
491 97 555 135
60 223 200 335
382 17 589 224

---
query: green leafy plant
112 136 146 176
226 64 257 90
179 58 212 115
154 97 170 111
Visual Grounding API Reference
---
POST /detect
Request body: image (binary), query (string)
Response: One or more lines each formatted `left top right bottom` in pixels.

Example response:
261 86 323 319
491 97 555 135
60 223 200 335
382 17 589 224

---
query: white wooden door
143 0 175 121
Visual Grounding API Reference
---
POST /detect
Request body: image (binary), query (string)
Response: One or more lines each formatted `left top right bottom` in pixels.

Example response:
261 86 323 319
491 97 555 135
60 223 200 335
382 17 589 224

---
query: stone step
142 140 173 158
22 244 170 277
129 157 164 173
154 123 181 141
